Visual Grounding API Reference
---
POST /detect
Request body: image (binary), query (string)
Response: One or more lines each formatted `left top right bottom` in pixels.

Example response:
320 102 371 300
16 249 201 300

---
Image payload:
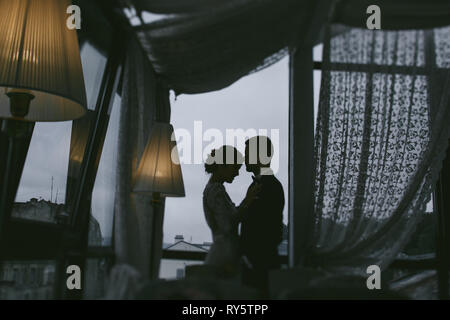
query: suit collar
257 167 273 178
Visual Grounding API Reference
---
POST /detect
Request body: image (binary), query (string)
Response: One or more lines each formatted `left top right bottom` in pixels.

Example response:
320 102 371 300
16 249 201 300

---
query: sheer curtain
123 0 450 96
129 0 323 94
114 38 170 280
308 24 450 274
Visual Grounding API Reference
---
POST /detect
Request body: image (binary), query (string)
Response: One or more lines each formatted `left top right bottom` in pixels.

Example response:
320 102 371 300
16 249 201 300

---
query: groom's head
245 136 274 174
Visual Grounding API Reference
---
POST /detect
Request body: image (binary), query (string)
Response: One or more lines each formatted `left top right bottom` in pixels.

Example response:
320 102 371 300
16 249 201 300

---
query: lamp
133 122 185 279
0 0 87 123
0 0 87 236
133 122 185 202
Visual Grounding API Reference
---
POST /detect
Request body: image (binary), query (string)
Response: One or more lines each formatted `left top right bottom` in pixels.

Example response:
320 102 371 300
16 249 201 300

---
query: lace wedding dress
203 181 241 272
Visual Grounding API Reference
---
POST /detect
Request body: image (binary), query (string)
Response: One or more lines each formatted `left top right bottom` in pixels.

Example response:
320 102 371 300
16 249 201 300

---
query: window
313 44 323 131
66 41 109 215
81 43 108 112
0 261 56 300
13 41 108 224
1 267 10 281
81 95 122 299
13 268 18 284
400 199 435 257
176 268 185 279
89 94 121 246
84 258 110 299
0 1 119 301
14 122 72 208
30 267 36 285
2 39 110 301
161 57 289 275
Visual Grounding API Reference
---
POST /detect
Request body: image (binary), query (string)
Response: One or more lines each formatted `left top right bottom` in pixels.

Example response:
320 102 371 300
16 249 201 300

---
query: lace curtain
309 24 450 273
114 39 170 279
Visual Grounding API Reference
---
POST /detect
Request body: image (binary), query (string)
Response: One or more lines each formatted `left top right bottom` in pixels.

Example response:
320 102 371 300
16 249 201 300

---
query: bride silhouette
202 145 260 278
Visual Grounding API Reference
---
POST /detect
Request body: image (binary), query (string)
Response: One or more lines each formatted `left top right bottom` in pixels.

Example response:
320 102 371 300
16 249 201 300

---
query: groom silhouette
240 136 284 296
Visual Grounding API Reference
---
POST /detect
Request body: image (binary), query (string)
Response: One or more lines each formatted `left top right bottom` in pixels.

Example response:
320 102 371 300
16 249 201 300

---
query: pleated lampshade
0 0 87 122
134 122 186 198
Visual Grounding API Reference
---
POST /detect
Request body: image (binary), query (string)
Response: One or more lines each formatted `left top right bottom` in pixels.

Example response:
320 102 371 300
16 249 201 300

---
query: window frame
57 28 126 300
0 1 126 300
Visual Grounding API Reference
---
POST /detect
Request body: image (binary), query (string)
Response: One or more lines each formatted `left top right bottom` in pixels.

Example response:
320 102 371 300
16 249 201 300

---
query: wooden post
434 140 450 300
288 47 315 267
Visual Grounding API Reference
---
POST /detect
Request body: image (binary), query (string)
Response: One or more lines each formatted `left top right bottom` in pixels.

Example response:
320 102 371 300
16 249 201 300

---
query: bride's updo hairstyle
205 145 244 174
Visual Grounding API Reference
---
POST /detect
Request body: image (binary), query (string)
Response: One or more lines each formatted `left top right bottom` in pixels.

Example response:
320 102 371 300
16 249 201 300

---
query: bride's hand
238 184 262 213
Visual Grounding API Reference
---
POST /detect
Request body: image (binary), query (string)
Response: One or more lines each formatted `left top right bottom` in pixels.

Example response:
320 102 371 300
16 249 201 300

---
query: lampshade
0 0 87 122
133 122 185 197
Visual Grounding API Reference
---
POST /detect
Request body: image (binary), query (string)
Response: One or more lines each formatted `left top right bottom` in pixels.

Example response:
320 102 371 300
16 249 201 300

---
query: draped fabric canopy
122 0 450 95
309 24 450 273
127 0 320 94
131 0 233 14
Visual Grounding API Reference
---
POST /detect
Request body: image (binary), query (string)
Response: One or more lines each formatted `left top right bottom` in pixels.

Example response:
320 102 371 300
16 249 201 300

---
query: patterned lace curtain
309 24 450 273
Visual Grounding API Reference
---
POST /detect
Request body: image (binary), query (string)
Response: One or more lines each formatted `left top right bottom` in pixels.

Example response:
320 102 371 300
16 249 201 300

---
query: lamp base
6 90 35 119
149 192 163 280
0 118 34 242
151 192 162 206
1 119 33 138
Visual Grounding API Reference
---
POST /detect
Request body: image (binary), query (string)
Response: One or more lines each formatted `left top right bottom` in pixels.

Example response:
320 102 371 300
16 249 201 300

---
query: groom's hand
246 183 261 201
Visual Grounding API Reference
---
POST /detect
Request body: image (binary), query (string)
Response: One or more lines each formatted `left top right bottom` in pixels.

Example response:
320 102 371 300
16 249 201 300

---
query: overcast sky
164 47 326 245
165 57 290 245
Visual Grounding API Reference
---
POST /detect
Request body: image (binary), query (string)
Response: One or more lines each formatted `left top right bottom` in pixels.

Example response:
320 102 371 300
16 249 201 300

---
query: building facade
0 199 103 300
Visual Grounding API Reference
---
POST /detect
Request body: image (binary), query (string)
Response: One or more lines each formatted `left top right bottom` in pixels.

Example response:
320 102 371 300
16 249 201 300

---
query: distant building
0 261 55 300
12 198 68 224
174 235 184 242
88 214 103 246
160 224 289 280
0 199 103 300
160 236 210 280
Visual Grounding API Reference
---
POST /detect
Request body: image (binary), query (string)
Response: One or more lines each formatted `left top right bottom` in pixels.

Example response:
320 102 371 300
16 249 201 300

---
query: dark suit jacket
240 174 285 270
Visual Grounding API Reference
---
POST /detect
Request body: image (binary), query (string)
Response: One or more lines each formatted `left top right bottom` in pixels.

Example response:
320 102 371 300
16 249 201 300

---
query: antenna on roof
50 176 54 203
